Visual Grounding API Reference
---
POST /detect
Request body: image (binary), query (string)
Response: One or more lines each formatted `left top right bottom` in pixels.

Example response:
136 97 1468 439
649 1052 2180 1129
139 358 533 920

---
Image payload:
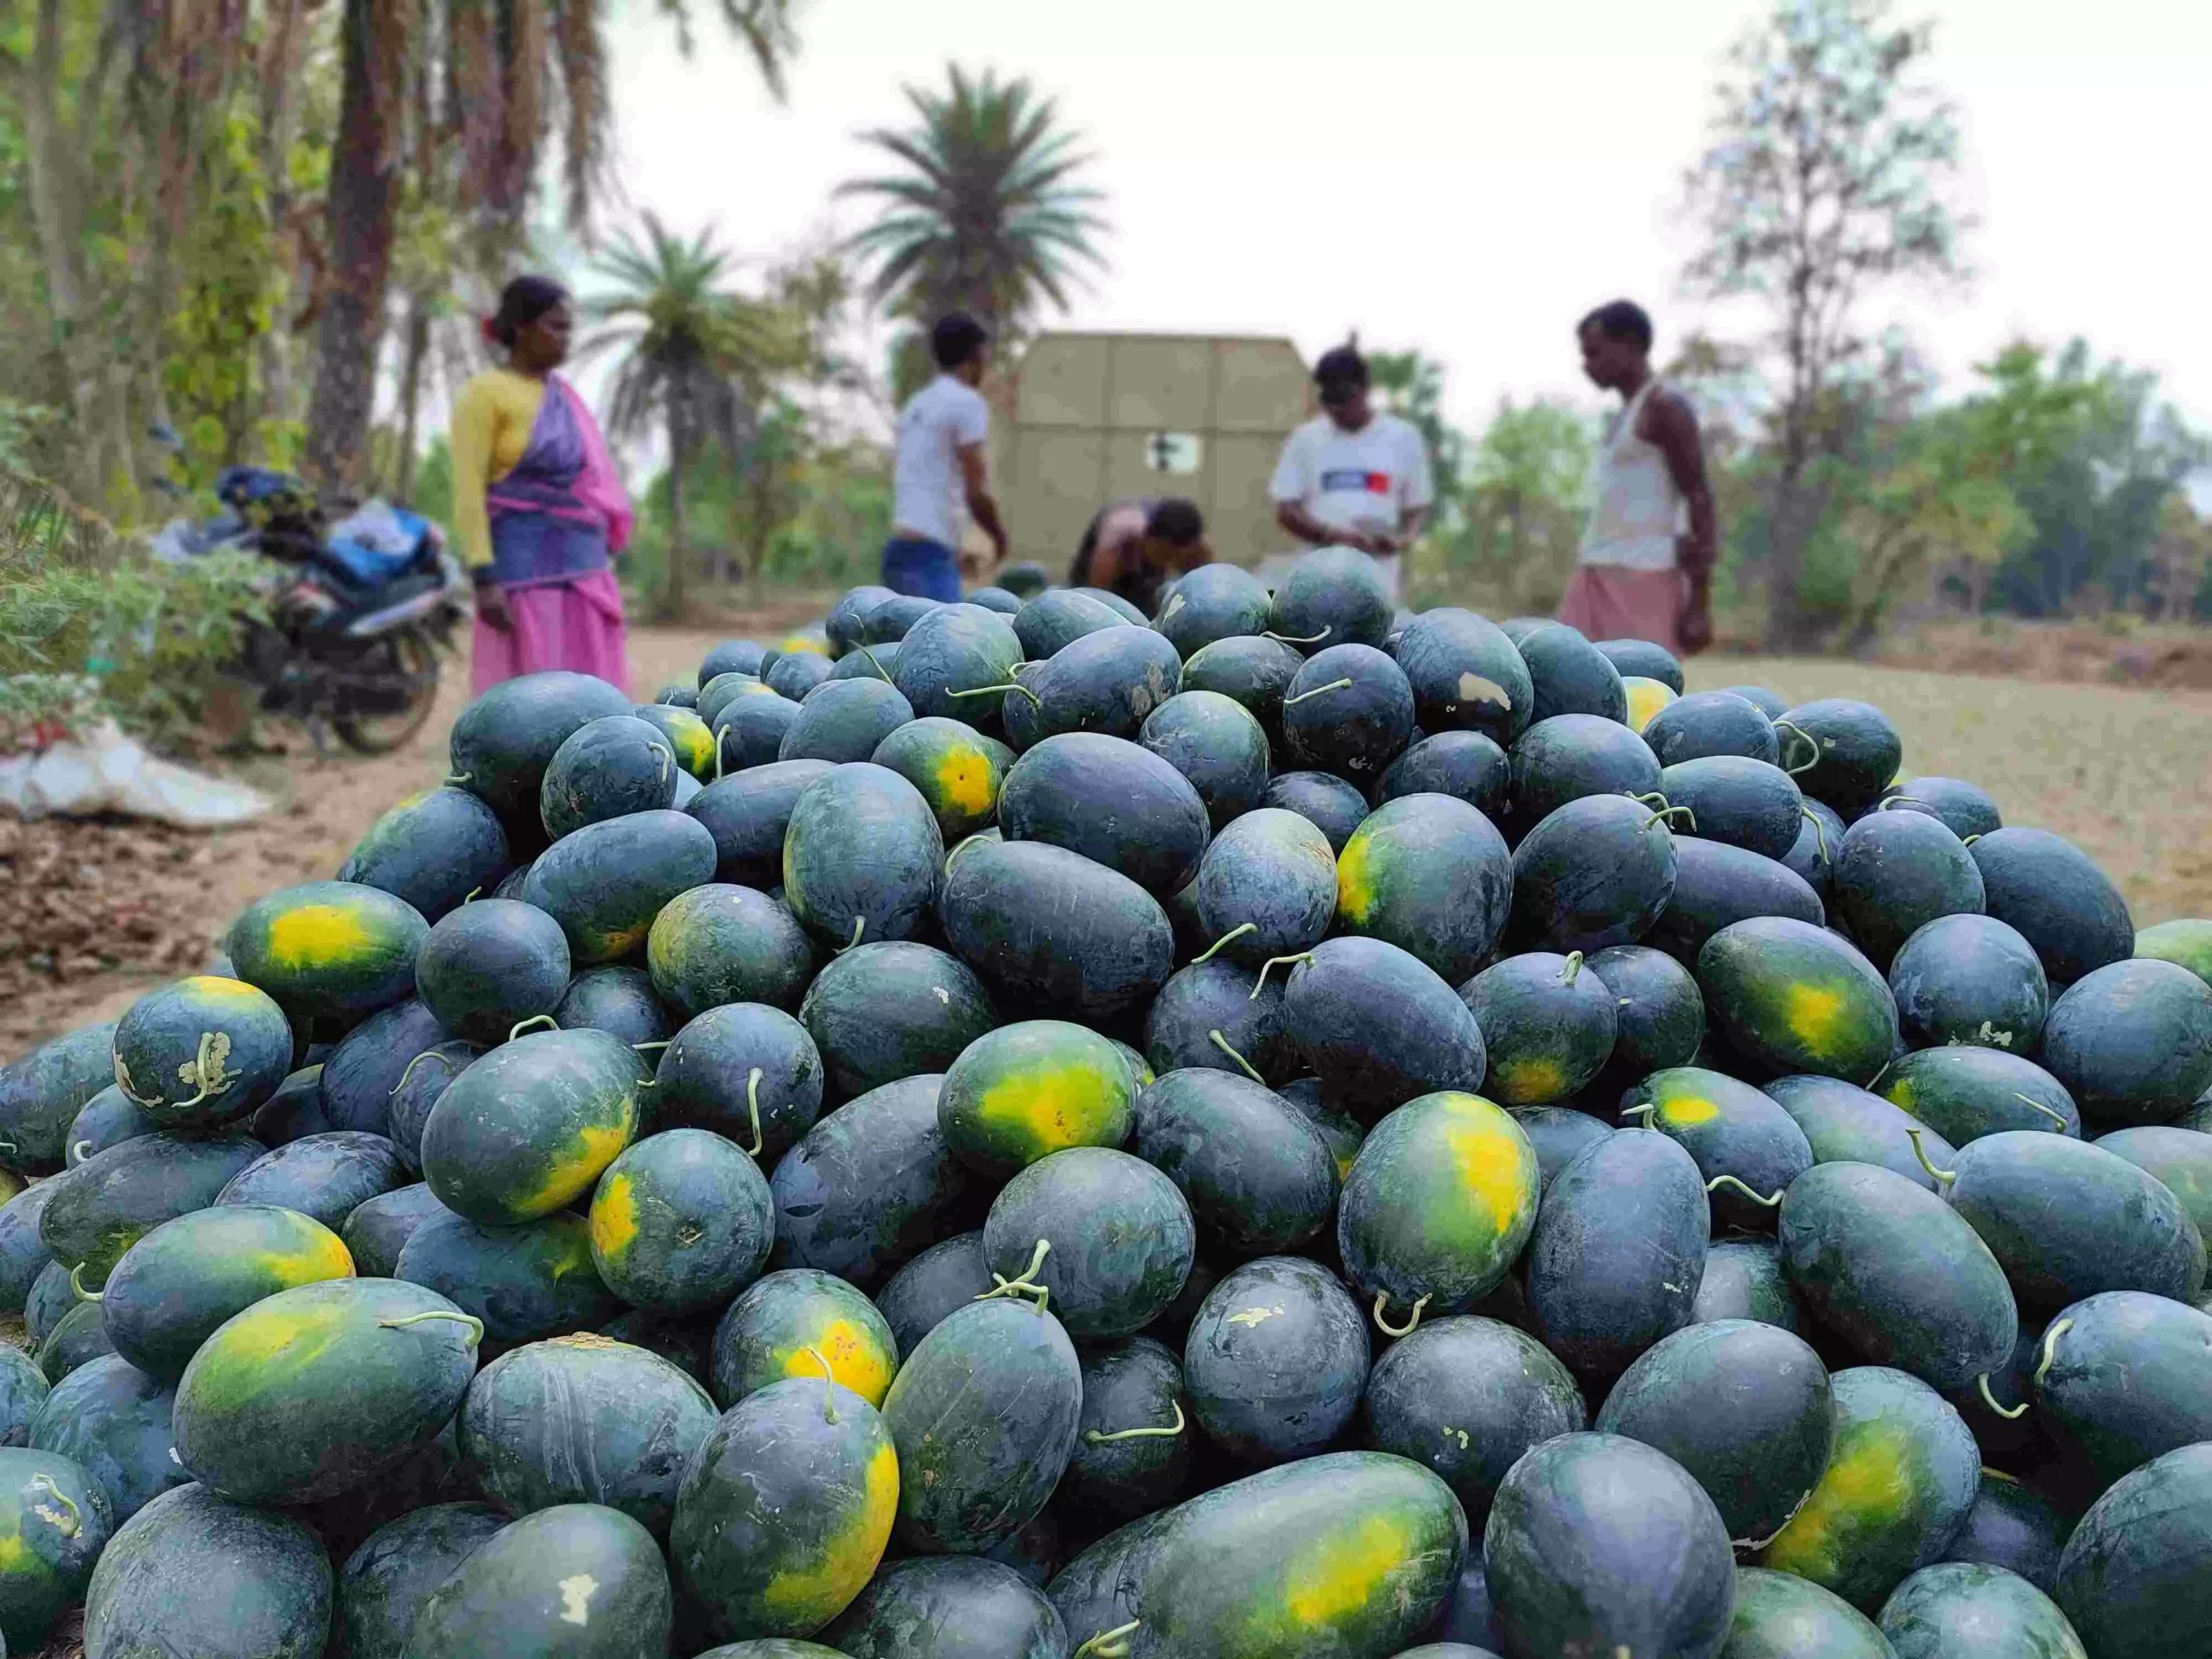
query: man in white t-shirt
883 313 1009 600
1268 344 1435 601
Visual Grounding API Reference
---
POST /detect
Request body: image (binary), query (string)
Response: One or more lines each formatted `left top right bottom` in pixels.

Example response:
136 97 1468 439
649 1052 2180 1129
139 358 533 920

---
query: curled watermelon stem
2014 1092 2069 1131
803 1346 841 1424
1281 677 1354 707
1072 1622 1141 1659
1630 791 1671 809
853 642 891 682
1798 806 1831 866
1977 1373 2029 1421
1371 1289 1432 1338
713 726 734 781
741 1069 766 1159
170 1030 240 1111
28 1474 81 1538
1249 953 1315 1001
444 772 471 786
1773 720 1820 776
944 833 995 876
2033 1318 2074 1386
1206 1029 1265 1084
631 1040 672 1053
1980 1465 2021 1484
390 1046 461 1098
1559 951 1585 986
650 741 673 786
1962 832 1981 846
69 1140 91 1166
507 1014 558 1043
1084 1400 1185 1445
837 917 866 953
1264 626 1332 645
1641 804 1697 835
378 1309 485 1349
1903 1127 1957 1186
1879 794 1929 812
461 887 482 906
1189 922 1256 965
948 680 1043 710
1704 1173 1783 1208
1619 1103 1657 1126
977 1237 1053 1315
68 1262 102 1302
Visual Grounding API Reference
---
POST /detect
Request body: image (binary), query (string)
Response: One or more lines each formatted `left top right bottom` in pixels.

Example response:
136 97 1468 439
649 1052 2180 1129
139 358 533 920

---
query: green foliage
1446 400 1595 613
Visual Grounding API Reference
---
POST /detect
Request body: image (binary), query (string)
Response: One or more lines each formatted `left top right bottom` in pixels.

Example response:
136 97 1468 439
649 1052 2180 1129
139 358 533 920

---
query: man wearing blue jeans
883 313 1010 599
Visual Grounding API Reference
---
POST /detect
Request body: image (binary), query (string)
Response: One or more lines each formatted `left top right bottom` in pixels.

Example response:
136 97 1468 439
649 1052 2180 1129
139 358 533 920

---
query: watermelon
1699 916 1898 1084
1647 838 1826 967
1585 944 1705 1074
1594 637 1684 693
2138 917 2212 987
645 883 815 1017
404 1503 672 1658
712 689 805 772
982 1146 1195 1337
1 1019 122 1173
35 1300 114 1382
711 1268 899 1410
1889 913 2049 1052
1192 805 1338 968
554 963 673 1046
771 1073 972 1288
1013 588 1126 658
1047 1510 1173 1646
1183 1254 1369 1465
1268 545 1393 652
1764 1073 1960 1192
1710 683 1784 721
459 1333 715 1534
1878 1561 2086 1659
1527 1130 1708 1382
1154 563 1272 657
448 670 633 823
881 1296 1082 1553
1512 1105 1613 1191
1261 769 1370 853
874 1232 991 1359
938 1020 1135 1178
1332 793 1510 984
2031 1290 2212 1483
827 588 897 657
798 941 994 1102
1509 791 1681 953
1942 1471 2069 1592
414 899 571 1044
227 880 429 1023
782 763 944 950
866 600 941 645
1000 732 1211 895
1783 796 1848 905
1362 1315 1584 1529
1643 690 1781 767
540 714 679 838
1179 636 1303 753
1484 1432 1733 1659
870 716 1014 844
2040 959 2212 1123
969 583 1023 613
41 1131 264 1287
21 1258 71 1345
1879 774 1999 839
317 998 443 1137
246 1066 334 1147
656 1002 823 1160
2096 1124 2212 1237
691 760 836 890
1879 1046 2081 1142
1141 957 1292 1084
632 700 719 780
384 1038 480 1172
28 1354 185 1522
1011 625 1184 748
826 1557 1065 1657
99 1204 355 1378
1505 713 1661 834
826 641 900 683
1622 674 1677 736
699 671 775 729
339 786 510 923
1656 756 1802 861
1691 1239 1803 1332
342 1185 451 1279
1281 642 1414 778
940 838 1173 1018
1832 808 1987 967
1389 611 1535 747
589 1128 774 1314
702 640 772 683
766 651 835 701
1624 1065 1813 1229
1062 1337 1191 1521
1375 731 1508 819
395 1209 620 1348
1777 698 1904 819
109 974 293 1133
891 604 1024 722
2054 1441 2212 1658
1460 952 1617 1105
1724 1569 1893 1658
520 809 718 963
66 1084 157 1168
779 678 917 765
1130 1069 1336 1254
0 1343 46 1443
1282 937 1488 1118
1968 827 2134 986
334 1502 507 1659
0 1185 52 1319
419 1026 643 1225
82 1482 327 1658
1138 690 1271 830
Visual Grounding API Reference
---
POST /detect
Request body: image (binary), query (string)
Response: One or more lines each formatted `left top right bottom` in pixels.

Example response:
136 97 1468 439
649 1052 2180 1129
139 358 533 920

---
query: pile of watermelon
1 547 2209 1659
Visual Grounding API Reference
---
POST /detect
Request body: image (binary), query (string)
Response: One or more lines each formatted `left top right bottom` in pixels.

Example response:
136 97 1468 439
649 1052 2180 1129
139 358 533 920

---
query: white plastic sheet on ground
0 720 270 827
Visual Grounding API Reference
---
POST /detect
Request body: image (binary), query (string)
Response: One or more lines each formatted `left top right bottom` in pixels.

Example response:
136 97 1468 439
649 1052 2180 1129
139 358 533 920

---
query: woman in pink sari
451 276 634 694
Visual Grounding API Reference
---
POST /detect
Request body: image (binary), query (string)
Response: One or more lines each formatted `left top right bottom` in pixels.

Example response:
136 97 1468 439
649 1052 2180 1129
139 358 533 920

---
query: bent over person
1068 496 1211 618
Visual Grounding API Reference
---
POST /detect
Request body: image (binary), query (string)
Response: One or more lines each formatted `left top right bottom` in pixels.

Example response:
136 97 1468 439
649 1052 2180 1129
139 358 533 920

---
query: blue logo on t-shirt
1319 467 1390 494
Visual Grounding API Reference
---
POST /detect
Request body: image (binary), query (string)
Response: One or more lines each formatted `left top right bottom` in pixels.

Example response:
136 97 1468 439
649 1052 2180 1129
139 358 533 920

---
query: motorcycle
157 466 467 755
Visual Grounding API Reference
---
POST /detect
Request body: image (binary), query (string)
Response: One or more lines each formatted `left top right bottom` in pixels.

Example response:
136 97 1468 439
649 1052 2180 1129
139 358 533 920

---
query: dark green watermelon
655 1001 823 1161
1282 937 1488 1119
1509 791 1681 954
826 1556 1065 1658
2097 1124 2212 1238
519 809 717 964
1596 1319 1834 1543
1281 642 1414 779
1013 624 1184 748
937 1020 1135 1178
0 1343 46 1444
1512 1105 1613 1191
334 1501 507 1659
688 759 836 890
1885 775 2003 841
339 785 510 923
316 997 442 1137
1192 806 1338 967
214 1132 403 1230
2054 1441 2212 1657
554 963 673 1046
0 1183 54 1319
1691 1238 1804 1332
1484 1431 1733 1659
2031 1290 2212 1483
1505 713 1661 834
1154 563 1272 657
710 1267 899 1410
419 1026 642 1224
395 1210 620 1349
766 650 835 701
1656 755 1802 861
1179 632 1305 745
110 975 295 1131
1699 916 1897 1084
1 1018 123 1173
35 1299 115 1382
246 1065 334 1147
1267 545 1393 652
1783 795 1849 906
999 732 1211 895
1516 623 1628 725
873 1231 989 1359
414 899 570 1044
827 588 897 658
1777 698 1904 819
1013 588 1125 659
1046 1509 1173 1647
540 715 680 839
1716 684 1789 721
940 837 1173 1019
28 1352 183 1523
1648 837 1826 967
341 1184 451 1279
405 1502 672 1658
1061 1336 1190 1521
771 1073 972 1289
783 763 943 950
1261 768 1370 853
1624 1065 1814 1230
1131 1069 1335 1254
1593 637 1685 693
982 1146 1193 1338
867 596 941 643
1970 826 2136 986
712 688 805 772
1337 793 1512 983
870 716 1014 844
699 671 774 730
41 1131 264 1287
892 604 1024 722
65 1084 156 1169
384 1037 480 1173
1878 1560 2085 1659
701 640 772 683
448 670 633 823
1141 957 1292 1084
1363 1315 1584 1529
1376 729 1510 818
2138 918 2212 988
779 678 916 765
22 1257 71 1345
1724 1568 1893 1658
1460 952 1618 1106
1183 1254 1369 1464
82 1482 324 1658
1881 1046 2081 1142
589 1128 773 1314
1390 608 1535 747
826 640 901 683
1833 807 1987 968
1643 690 1780 767
645 882 815 1017
1889 913 2049 1052
2042 959 2212 1124
1585 944 1706 1073
1942 1472 2069 1594
1764 1073 1961 1192
968 584 1023 614
1527 1129 1707 1382
1138 690 1271 830
798 941 994 1102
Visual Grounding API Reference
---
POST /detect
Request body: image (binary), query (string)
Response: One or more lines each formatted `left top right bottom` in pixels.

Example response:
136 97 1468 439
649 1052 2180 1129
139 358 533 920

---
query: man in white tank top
1557 300 1719 655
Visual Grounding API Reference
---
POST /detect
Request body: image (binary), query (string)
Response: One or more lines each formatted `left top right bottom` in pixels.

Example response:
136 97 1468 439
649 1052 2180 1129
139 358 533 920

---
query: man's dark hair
488 276 569 347
931 313 990 371
1313 343 1370 389
1580 300 1654 353
1144 497 1204 548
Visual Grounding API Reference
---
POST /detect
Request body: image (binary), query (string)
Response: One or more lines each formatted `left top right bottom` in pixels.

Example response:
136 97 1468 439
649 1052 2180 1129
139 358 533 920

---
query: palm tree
586 216 806 620
840 65 1108 381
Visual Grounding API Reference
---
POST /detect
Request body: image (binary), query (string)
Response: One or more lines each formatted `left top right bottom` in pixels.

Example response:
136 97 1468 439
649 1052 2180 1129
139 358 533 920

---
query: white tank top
1580 379 1683 571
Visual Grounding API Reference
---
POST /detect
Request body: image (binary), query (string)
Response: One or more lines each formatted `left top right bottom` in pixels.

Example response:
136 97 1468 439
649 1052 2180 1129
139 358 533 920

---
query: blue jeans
881 536 961 601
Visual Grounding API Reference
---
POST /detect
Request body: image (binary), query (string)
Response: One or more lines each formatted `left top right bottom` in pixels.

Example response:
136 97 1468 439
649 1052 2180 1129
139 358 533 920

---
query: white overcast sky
598 0 2212 439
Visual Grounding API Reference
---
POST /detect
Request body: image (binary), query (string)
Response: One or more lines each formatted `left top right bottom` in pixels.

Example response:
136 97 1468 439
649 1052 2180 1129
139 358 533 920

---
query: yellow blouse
448 369 548 570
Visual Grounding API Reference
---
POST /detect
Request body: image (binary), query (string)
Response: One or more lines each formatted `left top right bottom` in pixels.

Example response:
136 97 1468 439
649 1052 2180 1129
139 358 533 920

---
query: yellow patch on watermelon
1436 1095 1537 1238
1491 1056 1566 1105
931 744 996 817
779 634 828 657
1782 982 1852 1055
257 1228 356 1288
264 905 376 969
191 1297 351 1411
785 1317 894 1407
1658 1093 1721 1128
528 1117 634 1216
589 1171 639 1263
1623 675 1678 734
181 974 272 1007
760 1436 898 1620
1759 1423 1913 1580
974 1064 1117 1160
1279 1510 1420 1626
1335 828 1379 925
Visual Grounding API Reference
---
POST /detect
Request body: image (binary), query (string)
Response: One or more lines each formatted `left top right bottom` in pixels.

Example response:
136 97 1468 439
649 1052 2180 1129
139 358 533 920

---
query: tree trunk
393 299 430 502
1762 426 1816 653
664 398 690 622
303 0 406 491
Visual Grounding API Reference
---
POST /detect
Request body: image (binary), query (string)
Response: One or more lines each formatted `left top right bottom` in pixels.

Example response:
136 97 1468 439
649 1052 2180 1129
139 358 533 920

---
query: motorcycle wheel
334 626 441 754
